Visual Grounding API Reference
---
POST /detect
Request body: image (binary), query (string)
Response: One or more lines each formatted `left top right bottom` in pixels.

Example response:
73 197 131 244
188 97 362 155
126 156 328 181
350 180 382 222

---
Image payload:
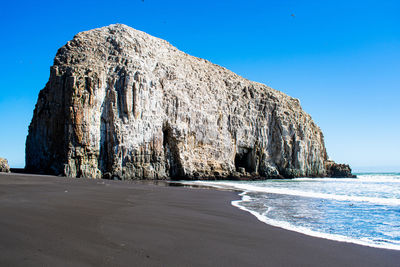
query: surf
188 180 400 206
182 173 400 251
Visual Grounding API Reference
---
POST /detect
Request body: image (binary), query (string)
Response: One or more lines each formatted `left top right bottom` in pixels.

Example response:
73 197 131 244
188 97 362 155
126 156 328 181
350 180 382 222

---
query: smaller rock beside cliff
0 158 10 173
326 161 356 178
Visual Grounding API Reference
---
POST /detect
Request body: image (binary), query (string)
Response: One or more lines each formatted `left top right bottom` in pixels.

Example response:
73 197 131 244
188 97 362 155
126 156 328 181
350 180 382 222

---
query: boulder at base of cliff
325 160 356 178
0 158 10 173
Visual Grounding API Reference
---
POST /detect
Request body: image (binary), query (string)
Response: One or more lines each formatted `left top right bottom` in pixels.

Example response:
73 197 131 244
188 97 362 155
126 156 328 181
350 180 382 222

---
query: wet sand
0 173 399 267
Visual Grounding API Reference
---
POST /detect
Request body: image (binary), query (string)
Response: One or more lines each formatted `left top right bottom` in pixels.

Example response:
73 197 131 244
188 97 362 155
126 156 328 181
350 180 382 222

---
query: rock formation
26 24 354 180
325 161 356 178
0 158 10 173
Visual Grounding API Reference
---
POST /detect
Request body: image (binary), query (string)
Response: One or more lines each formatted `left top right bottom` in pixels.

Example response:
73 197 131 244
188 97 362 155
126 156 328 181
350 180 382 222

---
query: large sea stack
26 24 354 180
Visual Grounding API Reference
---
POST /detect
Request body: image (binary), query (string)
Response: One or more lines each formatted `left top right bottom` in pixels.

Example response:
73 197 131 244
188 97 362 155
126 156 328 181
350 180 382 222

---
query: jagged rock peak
26 24 354 180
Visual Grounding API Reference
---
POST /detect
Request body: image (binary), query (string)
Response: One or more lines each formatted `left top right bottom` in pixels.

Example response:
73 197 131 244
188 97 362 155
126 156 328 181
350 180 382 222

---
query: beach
0 173 399 267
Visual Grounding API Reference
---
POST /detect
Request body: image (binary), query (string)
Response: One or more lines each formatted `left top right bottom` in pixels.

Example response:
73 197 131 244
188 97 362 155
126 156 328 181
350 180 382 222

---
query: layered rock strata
26 24 354 180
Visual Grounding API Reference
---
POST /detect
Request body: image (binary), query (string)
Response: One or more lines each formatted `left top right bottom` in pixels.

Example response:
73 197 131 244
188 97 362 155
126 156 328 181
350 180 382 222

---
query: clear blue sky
0 0 399 172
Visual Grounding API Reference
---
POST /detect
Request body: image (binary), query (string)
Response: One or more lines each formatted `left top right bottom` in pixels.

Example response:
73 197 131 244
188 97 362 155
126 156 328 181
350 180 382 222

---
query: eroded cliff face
26 24 351 179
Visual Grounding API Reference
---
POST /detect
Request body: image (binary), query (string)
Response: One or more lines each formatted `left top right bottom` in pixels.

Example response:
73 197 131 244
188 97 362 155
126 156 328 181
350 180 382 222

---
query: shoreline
231 191 400 251
181 180 400 251
0 173 399 266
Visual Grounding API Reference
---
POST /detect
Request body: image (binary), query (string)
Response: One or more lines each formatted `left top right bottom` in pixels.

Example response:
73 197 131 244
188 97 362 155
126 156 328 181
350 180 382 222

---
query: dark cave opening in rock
234 148 256 173
162 126 184 179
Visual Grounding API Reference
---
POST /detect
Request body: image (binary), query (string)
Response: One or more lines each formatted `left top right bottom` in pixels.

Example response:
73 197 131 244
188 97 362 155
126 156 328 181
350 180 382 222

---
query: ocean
184 173 400 250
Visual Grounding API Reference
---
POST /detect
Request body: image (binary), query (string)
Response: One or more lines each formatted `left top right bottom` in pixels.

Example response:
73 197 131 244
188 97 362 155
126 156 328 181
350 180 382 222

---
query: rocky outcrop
0 158 10 173
325 161 356 178
26 24 354 180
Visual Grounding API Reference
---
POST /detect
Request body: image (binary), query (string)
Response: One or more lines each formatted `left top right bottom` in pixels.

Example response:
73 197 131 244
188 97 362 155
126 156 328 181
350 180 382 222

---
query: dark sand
0 173 399 267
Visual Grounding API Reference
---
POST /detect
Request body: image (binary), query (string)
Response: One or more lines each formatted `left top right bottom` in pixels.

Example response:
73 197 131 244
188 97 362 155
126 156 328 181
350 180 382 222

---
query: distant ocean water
184 173 400 250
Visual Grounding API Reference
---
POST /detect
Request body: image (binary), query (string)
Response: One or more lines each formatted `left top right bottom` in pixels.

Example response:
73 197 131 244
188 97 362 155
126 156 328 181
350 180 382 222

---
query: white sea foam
293 174 400 183
232 191 400 251
180 175 400 250
186 181 400 206
357 174 400 183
